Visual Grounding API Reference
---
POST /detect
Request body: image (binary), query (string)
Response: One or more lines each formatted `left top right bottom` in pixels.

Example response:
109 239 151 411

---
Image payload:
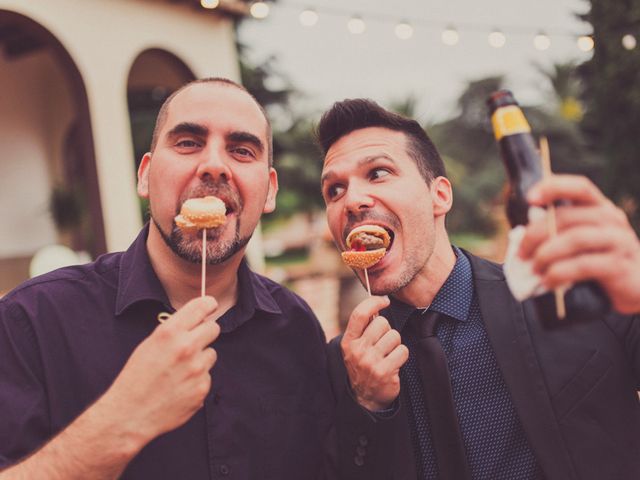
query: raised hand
341 295 409 411
520 174 640 314
101 296 221 445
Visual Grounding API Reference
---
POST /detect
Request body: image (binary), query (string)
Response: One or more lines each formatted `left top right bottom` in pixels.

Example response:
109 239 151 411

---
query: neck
146 223 242 317
394 228 456 308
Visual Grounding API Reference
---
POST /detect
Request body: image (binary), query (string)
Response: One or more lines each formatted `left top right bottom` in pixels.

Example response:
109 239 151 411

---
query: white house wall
0 50 73 257
0 0 241 252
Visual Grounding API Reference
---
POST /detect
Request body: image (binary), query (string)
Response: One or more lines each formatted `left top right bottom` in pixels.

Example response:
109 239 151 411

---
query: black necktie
411 310 471 480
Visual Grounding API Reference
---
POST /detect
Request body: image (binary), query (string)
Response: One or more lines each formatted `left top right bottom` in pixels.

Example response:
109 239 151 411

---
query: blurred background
1 0 638 337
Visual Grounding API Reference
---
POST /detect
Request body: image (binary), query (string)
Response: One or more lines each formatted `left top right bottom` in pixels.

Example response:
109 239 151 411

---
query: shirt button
219 464 231 475
354 455 365 467
356 446 366 456
358 435 368 446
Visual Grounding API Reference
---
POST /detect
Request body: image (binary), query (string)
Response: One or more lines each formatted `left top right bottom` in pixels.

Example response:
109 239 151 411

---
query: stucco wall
0 0 240 253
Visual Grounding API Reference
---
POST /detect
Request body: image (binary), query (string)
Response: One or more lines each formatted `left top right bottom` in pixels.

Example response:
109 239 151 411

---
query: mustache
177 178 242 214
342 210 400 242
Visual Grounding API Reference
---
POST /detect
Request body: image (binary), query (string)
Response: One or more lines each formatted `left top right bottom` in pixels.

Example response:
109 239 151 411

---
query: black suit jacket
328 253 640 480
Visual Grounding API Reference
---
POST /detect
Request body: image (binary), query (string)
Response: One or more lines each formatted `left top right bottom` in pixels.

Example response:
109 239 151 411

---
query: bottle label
491 105 531 140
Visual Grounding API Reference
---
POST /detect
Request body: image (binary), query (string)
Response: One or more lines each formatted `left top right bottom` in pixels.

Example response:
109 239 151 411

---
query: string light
577 35 594 52
347 16 366 35
622 34 637 50
394 21 414 40
253 1 605 53
250 1 270 19
299 8 318 27
441 26 460 46
533 32 551 51
200 0 219 8
488 30 506 48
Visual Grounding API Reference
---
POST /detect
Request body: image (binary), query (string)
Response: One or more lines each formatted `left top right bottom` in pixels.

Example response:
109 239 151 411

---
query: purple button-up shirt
0 226 334 479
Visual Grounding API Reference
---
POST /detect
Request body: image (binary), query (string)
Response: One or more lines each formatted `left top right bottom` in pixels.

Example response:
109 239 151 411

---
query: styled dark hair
150 77 273 165
316 98 446 183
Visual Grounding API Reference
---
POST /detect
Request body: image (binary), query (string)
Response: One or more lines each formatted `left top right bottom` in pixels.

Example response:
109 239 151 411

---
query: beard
153 215 252 265
151 177 252 265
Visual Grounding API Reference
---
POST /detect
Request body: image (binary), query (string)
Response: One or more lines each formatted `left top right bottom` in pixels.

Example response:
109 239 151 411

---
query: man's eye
231 147 256 159
325 184 345 200
370 168 390 180
176 139 200 148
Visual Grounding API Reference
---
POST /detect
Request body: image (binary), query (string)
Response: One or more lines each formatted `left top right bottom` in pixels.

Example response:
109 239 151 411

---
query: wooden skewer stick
201 228 207 298
364 268 372 297
539 137 566 319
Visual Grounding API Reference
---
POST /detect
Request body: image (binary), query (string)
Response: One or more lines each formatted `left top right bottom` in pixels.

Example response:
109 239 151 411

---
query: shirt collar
115 225 283 329
115 224 171 316
221 257 282 333
386 246 474 332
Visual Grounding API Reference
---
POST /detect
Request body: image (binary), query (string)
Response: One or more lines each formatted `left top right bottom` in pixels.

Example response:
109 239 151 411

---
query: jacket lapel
467 252 577 480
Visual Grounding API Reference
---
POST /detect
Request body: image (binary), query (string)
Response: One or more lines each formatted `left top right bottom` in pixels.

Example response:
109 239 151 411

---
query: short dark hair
316 98 445 183
150 77 273 165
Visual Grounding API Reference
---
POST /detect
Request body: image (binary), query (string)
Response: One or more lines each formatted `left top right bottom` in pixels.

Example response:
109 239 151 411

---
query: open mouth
344 224 395 252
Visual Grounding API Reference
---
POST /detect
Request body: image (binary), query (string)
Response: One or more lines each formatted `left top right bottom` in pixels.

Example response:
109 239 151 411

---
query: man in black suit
317 98 640 480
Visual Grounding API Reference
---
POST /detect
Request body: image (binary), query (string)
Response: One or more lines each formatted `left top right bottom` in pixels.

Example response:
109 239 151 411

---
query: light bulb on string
577 35 594 52
394 21 413 40
299 8 319 27
250 1 270 19
347 16 366 35
441 26 459 46
488 30 506 48
622 34 637 50
533 32 551 51
200 0 219 9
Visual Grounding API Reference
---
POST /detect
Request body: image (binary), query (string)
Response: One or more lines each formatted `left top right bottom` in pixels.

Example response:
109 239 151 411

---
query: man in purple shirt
0 78 334 479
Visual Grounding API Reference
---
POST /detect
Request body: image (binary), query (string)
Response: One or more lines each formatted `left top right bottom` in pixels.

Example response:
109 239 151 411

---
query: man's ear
431 176 453 217
263 168 279 214
137 153 152 198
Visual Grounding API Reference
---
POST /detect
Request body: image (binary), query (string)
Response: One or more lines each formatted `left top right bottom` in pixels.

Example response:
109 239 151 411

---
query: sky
238 0 592 124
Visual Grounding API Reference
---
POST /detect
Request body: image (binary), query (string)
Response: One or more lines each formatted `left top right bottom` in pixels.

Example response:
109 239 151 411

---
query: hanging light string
229 0 638 52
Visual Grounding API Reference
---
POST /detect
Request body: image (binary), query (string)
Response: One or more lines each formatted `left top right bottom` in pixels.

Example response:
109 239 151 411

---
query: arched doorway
127 49 196 219
0 10 104 293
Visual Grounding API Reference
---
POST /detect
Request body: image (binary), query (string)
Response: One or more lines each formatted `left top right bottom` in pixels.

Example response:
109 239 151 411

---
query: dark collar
387 246 474 332
115 225 282 330
115 225 170 316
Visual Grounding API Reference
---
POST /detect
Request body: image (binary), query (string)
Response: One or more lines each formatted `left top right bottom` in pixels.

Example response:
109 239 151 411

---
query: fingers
343 295 391 341
166 296 218 331
531 225 618 274
359 315 391 347
540 252 616 289
374 328 402 357
384 343 409 371
201 347 218 371
519 202 626 261
527 174 606 208
189 318 222 350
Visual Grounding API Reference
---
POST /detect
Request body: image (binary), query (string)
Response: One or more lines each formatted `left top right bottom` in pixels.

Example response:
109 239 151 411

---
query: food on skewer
341 225 390 269
175 195 226 230
174 195 227 298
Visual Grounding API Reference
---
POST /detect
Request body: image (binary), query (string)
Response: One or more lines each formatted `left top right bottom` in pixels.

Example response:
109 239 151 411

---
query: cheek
325 209 342 239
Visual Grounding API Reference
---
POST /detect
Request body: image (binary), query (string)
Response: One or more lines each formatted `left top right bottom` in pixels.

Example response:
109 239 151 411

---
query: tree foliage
578 0 640 228
237 45 325 221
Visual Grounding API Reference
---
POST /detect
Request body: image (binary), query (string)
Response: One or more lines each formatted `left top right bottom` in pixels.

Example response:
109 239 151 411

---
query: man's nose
196 147 232 182
344 182 374 214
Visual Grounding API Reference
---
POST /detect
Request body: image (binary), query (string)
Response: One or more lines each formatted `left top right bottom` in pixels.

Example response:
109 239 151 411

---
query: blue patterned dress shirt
384 247 542 479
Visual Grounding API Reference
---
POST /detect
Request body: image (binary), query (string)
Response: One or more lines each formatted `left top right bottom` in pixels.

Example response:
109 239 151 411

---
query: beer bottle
487 89 608 321
487 89 541 226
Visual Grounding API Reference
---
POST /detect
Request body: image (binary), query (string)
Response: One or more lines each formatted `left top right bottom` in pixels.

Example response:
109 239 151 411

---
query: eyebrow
320 155 392 185
164 123 265 154
227 131 265 155
165 122 209 140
